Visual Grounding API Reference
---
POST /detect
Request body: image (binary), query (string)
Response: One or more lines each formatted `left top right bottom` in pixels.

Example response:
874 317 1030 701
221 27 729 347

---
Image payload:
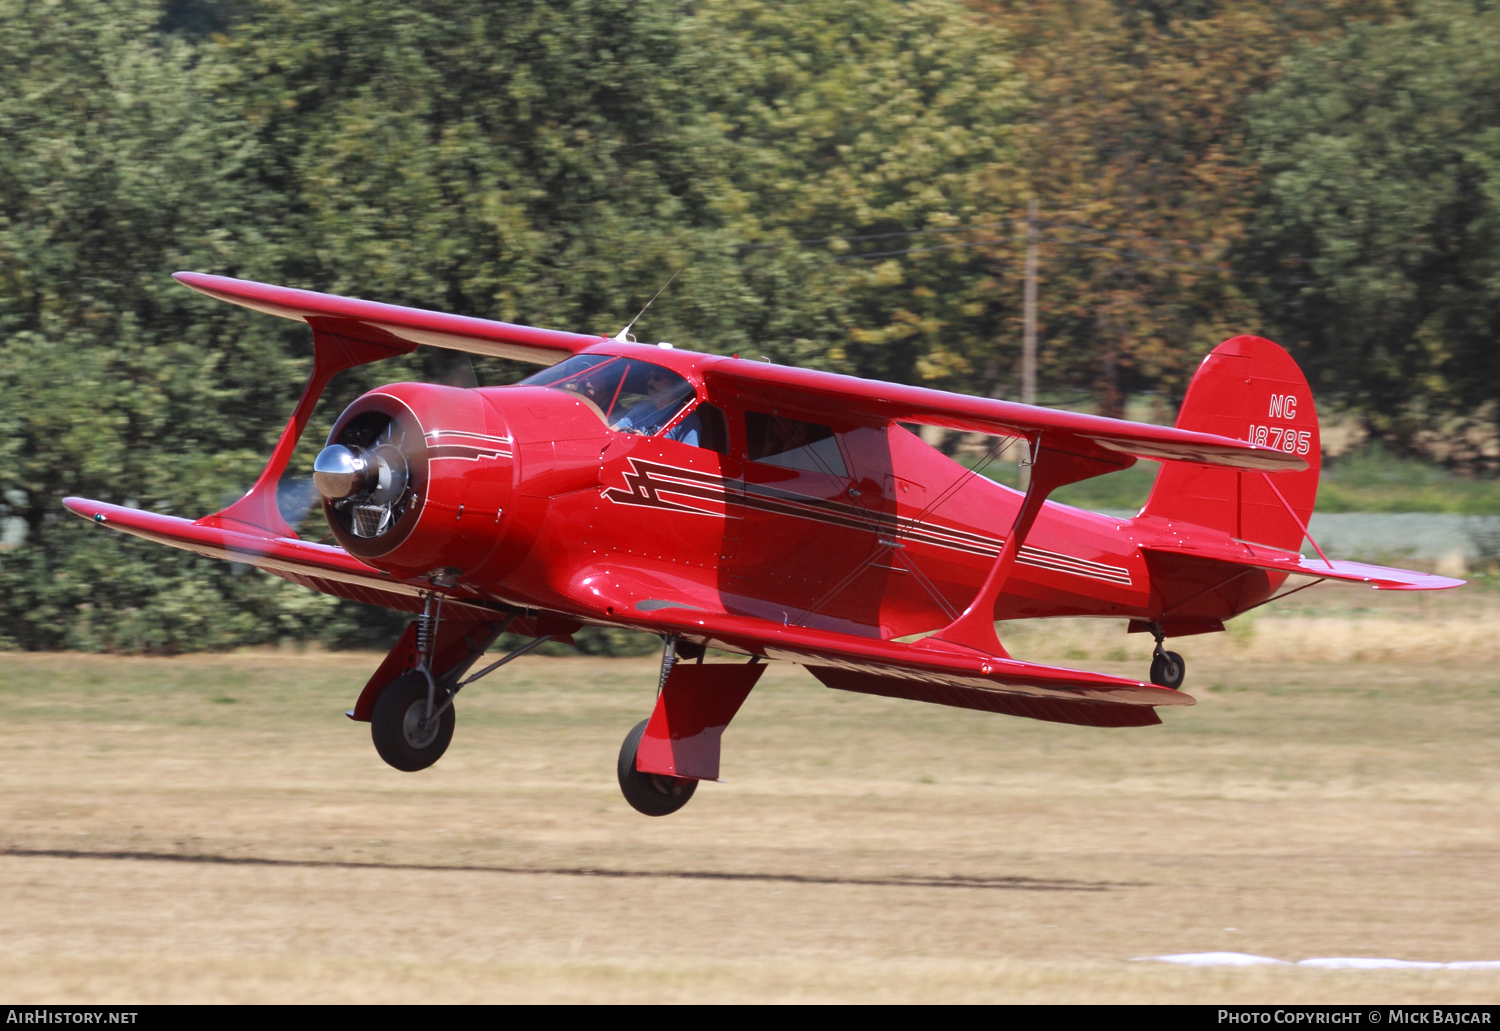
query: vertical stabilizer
1139 336 1320 552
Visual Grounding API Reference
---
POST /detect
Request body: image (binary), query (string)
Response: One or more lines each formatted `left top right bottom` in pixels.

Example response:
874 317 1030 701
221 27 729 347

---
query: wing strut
918 432 1133 655
1259 471 1334 569
198 318 418 538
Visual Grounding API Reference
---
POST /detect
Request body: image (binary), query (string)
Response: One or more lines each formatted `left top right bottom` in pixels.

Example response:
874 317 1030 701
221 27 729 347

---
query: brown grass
1004 580 1500 666
2 584 1499 1002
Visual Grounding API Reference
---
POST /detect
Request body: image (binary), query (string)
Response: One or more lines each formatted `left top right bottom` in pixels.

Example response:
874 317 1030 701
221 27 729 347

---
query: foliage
1242 0 1500 463
1009 444 1500 515
1317 445 1500 514
205 0 1025 391
0 0 345 650
980 0 1409 414
3 0 1497 655
683 0 1026 384
0 0 1027 652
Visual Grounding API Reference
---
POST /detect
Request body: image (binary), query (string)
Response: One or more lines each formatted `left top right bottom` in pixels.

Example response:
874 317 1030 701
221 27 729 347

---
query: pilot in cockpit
611 365 700 446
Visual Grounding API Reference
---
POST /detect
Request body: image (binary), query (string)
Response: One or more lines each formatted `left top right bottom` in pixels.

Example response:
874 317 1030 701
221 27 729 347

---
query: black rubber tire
616 718 698 817
370 672 455 772
1150 650 1186 690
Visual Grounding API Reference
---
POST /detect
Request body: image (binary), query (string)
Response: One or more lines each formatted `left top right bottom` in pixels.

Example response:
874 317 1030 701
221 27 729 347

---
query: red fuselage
321 342 1283 651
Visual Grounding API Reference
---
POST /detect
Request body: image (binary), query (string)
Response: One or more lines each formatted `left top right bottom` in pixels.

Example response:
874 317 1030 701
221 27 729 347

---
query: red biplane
66 273 1462 816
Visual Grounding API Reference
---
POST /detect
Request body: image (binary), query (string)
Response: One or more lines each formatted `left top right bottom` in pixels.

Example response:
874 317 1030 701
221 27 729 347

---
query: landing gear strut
366 594 552 773
614 638 765 816
616 634 699 816
1147 623 1186 690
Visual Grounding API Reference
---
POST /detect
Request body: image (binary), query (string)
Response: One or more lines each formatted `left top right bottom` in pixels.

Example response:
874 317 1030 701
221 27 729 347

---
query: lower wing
68 496 1192 730
63 498 508 620
615 601 1192 729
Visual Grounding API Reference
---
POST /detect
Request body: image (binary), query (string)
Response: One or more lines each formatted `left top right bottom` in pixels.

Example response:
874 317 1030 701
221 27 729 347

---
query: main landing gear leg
370 592 455 771
617 635 698 816
363 601 552 773
1146 622 1186 690
616 641 766 817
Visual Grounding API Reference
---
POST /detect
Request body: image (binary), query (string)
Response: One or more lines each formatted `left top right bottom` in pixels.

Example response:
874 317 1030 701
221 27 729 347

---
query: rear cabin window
745 411 847 477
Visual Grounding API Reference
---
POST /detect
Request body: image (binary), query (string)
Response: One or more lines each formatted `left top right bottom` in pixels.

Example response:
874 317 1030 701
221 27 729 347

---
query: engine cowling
315 383 515 581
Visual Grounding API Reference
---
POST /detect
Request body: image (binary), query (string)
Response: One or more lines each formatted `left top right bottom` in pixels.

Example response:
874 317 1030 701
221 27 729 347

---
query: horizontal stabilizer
1142 541 1465 591
174 272 603 366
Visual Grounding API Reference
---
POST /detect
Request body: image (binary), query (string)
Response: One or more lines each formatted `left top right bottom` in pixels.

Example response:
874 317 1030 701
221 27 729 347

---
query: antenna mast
614 267 683 342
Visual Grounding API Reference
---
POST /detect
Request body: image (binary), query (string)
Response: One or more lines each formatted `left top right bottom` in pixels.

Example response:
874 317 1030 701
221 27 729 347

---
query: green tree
0 0 358 650
683 0 1026 385
0 0 1030 651
978 0 1407 413
1243 0 1500 463
207 0 1025 389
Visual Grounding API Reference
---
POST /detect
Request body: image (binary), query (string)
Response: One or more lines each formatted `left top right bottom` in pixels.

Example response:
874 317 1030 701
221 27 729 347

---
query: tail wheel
371 672 455 771
1150 650 1186 690
616 718 697 817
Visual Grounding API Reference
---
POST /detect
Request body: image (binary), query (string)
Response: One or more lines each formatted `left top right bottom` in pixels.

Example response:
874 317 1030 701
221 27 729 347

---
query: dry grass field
3 585 1500 1003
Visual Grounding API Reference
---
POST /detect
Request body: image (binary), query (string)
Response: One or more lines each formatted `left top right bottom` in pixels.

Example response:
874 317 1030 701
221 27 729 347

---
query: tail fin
1139 336 1320 552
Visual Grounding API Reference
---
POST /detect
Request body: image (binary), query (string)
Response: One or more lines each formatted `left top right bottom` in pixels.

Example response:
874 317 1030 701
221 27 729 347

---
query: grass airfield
2 587 1500 1003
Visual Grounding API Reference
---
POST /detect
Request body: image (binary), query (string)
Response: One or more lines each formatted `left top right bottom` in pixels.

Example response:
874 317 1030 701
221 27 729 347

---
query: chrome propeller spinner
315 417 412 539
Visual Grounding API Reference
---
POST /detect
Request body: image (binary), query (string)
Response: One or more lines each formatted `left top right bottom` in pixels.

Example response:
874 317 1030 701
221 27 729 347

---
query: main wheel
371 672 455 771
616 718 697 817
1150 650 1186 690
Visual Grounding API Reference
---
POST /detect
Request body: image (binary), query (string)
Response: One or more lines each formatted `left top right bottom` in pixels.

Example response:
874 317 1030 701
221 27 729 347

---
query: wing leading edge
66 497 1185 729
177 272 1300 475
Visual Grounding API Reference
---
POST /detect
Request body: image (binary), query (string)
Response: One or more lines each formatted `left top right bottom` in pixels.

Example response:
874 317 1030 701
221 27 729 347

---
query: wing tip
1307 558 1468 591
62 496 92 519
1373 575 1467 591
172 270 213 292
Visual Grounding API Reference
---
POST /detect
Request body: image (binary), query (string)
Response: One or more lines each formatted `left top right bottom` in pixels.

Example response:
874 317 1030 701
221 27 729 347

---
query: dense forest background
3 0 1498 651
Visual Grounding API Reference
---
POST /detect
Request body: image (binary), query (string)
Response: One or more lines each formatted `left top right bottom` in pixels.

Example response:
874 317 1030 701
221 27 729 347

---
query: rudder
1139 336 1319 552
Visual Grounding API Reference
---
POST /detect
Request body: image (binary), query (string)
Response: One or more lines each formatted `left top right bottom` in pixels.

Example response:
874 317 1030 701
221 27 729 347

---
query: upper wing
174 272 604 366
706 360 1305 472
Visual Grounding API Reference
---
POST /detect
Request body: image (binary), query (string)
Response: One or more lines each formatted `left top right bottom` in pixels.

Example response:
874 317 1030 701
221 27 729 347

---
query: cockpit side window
608 362 694 436
689 403 729 454
662 402 727 453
